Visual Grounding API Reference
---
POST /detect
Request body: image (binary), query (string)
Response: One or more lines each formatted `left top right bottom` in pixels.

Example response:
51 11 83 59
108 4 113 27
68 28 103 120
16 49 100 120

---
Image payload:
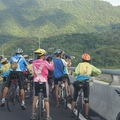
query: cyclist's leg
0 72 11 107
54 78 59 107
31 82 39 120
83 82 89 119
18 71 26 110
70 81 79 117
43 82 52 119
66 75 73 98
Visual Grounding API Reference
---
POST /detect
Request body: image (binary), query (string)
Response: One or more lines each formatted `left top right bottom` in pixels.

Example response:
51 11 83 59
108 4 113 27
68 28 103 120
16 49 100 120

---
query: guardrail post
110 75 120 85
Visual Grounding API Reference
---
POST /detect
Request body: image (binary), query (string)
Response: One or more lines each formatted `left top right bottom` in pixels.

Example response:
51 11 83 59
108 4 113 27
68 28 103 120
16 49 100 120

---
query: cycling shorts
34 82 49 98
54 76 64 85
63 74 71 86
5 71 24 89
73 81 89 103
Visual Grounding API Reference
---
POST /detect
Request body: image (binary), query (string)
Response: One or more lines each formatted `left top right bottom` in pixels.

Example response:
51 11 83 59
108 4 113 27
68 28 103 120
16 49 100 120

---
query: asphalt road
0 80 105 120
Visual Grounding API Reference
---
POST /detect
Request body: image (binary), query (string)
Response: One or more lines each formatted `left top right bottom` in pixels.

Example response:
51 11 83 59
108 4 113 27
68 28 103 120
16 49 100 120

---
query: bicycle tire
51 87 56 101
76 92 83 120
63 87 67 109
36 92 43 120
7 87 16 112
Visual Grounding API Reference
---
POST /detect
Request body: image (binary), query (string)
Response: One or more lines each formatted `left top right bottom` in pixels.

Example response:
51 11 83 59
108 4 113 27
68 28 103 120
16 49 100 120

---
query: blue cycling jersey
10 55 28 71
53 58 64 78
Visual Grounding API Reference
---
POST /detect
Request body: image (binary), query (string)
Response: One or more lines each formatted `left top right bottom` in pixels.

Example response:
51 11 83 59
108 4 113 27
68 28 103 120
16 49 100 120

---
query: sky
102 0 120 6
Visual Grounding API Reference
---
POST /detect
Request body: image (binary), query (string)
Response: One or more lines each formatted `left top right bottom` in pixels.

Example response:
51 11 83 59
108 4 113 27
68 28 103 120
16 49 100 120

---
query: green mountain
0 0 120 38
0 0 120 68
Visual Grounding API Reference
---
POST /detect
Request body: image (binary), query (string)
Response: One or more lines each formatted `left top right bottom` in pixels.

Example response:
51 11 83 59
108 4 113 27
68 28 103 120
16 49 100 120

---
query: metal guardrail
68 67 120 85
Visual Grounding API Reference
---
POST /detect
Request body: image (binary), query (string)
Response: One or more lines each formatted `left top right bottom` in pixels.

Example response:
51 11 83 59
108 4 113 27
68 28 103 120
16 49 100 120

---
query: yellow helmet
23 54 29 58
34 48 46 57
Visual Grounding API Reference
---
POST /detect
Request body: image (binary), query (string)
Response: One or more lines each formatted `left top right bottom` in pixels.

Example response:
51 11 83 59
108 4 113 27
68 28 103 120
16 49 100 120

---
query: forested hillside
0 0 120 68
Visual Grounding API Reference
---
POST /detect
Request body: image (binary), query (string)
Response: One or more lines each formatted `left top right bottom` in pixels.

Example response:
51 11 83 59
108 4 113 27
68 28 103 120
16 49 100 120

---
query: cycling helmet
54 49 62 56
46 55 52 62
65 54 71 59
34 48 46 56
16 48 23 54
28 58 34 64
1 58 8 64
82 53 91 61
23 54 29 58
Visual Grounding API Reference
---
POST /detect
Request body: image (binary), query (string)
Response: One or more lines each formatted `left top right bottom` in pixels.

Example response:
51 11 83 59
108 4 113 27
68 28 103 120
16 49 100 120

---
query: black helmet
28 58 34 64
65 54 71 59
46 56 52 62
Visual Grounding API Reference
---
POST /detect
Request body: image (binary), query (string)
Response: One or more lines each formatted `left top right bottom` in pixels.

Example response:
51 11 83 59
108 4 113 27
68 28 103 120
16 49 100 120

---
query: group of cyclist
0 47 101 120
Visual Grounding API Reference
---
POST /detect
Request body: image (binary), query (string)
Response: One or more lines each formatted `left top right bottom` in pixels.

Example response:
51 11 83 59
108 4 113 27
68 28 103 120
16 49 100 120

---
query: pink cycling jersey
33 59 54 82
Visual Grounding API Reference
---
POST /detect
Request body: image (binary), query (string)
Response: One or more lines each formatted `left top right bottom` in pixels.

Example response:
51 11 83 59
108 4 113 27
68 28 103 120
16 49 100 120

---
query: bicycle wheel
36 100 40 120
76 93 82 120
7 87 16 112
51 87 56 101
39 93 43 118
63 87 67 109
36 92 43 120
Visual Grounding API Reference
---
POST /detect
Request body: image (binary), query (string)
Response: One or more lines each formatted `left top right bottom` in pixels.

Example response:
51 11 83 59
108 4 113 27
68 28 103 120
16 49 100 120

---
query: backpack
11 57 21 70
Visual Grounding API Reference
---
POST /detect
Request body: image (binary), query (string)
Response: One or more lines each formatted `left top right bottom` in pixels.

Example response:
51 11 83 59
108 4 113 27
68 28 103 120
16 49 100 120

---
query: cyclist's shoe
30 114 36 120
21 103 26 110
0 102 5 107
70 111 75 117
46 116 52 120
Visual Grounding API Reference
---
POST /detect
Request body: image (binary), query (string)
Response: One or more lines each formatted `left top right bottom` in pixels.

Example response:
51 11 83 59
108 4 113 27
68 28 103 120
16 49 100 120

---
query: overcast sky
102 0 120 6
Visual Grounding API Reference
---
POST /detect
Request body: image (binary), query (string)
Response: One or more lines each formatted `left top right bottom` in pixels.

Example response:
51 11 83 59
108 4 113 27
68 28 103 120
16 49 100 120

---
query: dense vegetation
0 0 120 68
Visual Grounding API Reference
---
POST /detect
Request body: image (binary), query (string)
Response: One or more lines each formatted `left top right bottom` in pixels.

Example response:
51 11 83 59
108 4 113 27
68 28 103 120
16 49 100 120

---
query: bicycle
6 74 21 112
36 82 45 120
52 79 68 109
74 81 86 120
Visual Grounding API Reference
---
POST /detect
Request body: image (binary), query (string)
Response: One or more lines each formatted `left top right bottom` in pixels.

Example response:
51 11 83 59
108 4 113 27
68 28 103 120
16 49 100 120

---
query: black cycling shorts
5 71 24 89
54 76 64 85
73 81 89 103
34 82 49 98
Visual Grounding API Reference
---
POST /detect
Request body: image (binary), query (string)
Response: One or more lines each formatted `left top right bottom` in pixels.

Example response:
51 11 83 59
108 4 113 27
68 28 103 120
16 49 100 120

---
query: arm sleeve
91 65 101 76
72 63 80 76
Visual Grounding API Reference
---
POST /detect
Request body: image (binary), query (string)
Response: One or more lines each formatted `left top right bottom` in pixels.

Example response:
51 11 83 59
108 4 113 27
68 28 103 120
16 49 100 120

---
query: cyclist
0 48 28 110
53 49 67 107
64 54 73 100
23 54 29 80
70 53 101 119
27 58 34 91
46 55 54 92
23 54 29 63
30 48 54 120
0 58 10 92
28 58 34 79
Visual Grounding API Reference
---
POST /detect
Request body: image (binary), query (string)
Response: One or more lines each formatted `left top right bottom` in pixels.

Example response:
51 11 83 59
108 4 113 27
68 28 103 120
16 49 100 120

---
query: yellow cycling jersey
1 62 10 73
74 62 101 77
79 62 92 76
28 64 34 76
